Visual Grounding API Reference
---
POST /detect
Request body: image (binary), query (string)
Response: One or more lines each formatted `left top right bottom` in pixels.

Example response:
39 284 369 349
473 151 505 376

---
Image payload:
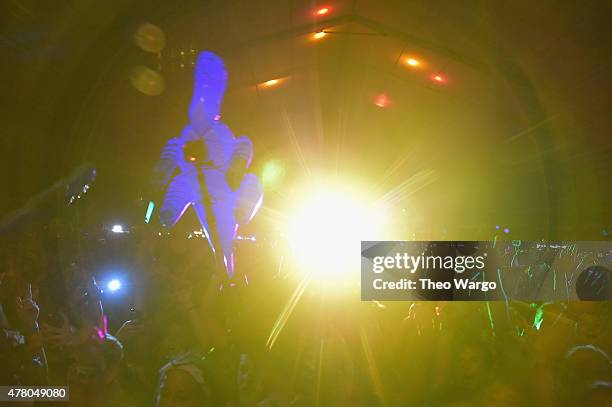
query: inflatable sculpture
149 51 263 281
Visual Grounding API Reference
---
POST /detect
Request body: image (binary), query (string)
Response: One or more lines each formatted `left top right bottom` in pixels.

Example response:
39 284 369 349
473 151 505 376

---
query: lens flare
134 23 166 53
130 66 165 96
262 159 286 189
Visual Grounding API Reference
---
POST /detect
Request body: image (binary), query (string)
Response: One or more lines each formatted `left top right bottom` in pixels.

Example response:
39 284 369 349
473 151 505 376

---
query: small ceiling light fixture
431 73 447 83
315 6 331 16
263 79 280 87
405 57 420 67
374 93 390 108
313 31 327 39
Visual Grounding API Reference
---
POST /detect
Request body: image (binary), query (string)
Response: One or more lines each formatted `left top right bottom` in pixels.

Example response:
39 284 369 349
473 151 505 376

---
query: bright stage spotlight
107 279 122 292
286 187 387 282
111 224 124 233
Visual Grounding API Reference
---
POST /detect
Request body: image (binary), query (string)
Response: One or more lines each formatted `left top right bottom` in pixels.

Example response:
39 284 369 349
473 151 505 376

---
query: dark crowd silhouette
1 219 611 406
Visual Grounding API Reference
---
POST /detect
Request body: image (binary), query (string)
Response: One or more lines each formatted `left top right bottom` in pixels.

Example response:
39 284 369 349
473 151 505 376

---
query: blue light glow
107 279 122 292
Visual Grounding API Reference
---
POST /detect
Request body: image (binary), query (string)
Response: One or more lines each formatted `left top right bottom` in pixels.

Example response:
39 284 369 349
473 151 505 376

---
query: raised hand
41 313 79 347
115 319 144 343
16 283 40 330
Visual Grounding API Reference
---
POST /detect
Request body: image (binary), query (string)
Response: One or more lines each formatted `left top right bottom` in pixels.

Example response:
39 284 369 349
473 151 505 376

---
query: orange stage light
262 79 280 87
406 57 420 67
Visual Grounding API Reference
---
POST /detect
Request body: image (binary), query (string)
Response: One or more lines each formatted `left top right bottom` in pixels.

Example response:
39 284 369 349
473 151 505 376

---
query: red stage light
315 6 331 16
431 73 447 84
374 93 389 108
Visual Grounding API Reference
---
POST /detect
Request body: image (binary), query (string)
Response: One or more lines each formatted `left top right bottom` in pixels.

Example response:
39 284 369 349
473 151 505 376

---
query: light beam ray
359 326 385 404
315 338 325 406
266 274 311 349
374 145 420 194
374 168 439 208
256 205 290 224
282 107 311 178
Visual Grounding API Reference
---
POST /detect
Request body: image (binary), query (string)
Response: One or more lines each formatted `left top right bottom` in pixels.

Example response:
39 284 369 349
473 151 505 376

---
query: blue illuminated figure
150 51 263 282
